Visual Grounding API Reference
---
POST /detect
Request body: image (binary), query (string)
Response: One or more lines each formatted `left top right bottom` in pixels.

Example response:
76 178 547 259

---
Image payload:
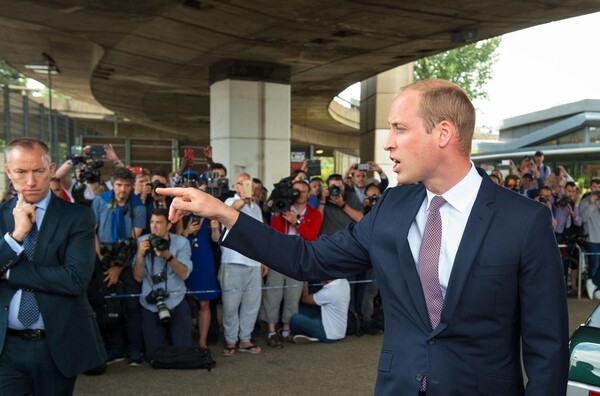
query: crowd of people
482 150 598 298
2 142 596 368
0 79 576 394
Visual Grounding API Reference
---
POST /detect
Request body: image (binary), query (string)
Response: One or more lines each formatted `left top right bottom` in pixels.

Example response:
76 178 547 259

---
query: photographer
318 174 363 236
581 178 600 299
91 167 146 365
343 162 389 201
362 183 382 215
262 180 322 347
536 186 558 230
133 208 193 361
54 144 122 207
554 182 582 244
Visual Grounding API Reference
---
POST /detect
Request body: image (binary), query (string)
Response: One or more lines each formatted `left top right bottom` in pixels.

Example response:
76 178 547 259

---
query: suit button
415 374 424 382
428 339 436 345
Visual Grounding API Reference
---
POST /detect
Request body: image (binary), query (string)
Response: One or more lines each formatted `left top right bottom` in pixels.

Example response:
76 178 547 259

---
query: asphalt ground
73 297 599 396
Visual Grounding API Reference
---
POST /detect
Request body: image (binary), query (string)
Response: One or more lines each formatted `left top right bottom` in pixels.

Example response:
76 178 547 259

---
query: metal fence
0 86 101 162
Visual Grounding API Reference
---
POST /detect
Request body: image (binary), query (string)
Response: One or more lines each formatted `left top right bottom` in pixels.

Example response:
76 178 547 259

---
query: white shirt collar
424 162 482 214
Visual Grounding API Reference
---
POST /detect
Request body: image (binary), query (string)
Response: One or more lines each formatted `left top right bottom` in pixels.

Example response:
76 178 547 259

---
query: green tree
0 58 26 86
413 37 501 100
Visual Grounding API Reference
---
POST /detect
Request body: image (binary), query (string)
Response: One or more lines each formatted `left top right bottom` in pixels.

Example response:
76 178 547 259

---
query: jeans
290 304 337 343
219 263 261 345
141 298 192 361
586 242 600 288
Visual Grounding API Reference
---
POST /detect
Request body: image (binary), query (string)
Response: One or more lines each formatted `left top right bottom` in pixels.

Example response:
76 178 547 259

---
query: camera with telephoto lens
329 186 341 199
145 288 171 324
148 234 169 252
268 177 300 213
99 238 136 269
539 196 550 204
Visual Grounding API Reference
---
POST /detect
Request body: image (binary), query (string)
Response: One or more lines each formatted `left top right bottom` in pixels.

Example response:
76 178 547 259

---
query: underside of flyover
0 0 598 152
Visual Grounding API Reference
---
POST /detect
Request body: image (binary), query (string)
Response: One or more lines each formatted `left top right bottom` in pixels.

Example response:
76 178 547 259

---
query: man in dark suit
159 79 569 395
0 138 105 394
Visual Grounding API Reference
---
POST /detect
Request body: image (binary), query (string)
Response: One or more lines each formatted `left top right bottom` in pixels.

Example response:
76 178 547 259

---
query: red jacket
270 205 322 241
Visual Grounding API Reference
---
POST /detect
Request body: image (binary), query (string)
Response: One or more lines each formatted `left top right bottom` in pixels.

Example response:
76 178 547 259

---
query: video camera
268 177 301 213
99 238 136 270
205 171 229 198
67 149 104 184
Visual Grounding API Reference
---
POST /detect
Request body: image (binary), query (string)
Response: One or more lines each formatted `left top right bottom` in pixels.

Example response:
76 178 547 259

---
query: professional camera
329 186 341 198
148 234 170 252
556 196 571 207
99 237 136 269
268 177 300 213
151 271 167 284
145 288 171 323
205 171 229 197
67 153 104 183
539 196 550 204
368 195 379 204
151 180 166 191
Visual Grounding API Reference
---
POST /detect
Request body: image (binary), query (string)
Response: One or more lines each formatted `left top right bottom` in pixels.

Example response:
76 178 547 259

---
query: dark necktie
18 221 40 328
418 195 446 392
418 195 446 329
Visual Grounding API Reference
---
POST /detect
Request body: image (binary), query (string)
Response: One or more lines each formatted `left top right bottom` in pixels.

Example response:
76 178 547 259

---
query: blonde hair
405 79 475 155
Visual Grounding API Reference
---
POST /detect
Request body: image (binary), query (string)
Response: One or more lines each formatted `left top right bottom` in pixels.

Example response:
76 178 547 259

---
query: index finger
16 193 24 207
156 187 186 197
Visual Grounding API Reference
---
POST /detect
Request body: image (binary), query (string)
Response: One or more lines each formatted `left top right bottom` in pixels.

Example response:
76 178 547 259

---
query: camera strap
150 254 169 294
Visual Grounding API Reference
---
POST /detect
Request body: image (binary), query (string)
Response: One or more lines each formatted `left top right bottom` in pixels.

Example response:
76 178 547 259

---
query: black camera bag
87 263 126 332
150 345 216 371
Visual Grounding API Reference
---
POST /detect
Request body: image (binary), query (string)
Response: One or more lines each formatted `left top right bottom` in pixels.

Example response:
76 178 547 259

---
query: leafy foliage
0 58 26 86
413 37 501 100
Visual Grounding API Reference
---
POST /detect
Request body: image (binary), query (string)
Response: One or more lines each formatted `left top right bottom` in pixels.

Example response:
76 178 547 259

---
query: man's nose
383 130 394 151
26 171 36 185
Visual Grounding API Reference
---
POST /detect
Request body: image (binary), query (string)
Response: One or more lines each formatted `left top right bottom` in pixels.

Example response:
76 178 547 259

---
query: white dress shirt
4 190 52 329
407 163 482 298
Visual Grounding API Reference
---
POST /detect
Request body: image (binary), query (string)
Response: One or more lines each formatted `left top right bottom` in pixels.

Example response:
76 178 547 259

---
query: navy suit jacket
0 194 106 377
223 169 569 395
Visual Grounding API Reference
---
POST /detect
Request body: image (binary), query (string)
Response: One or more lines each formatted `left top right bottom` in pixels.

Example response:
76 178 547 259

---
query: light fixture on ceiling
315 149 324 155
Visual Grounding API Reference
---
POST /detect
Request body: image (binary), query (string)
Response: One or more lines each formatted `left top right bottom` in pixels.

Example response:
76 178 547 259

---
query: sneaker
587 279 596 300
293 334 319 344
106 351 125 365
129 355 142 366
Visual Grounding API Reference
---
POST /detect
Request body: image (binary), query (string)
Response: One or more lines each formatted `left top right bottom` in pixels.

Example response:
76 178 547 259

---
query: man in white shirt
290 279 350 344
219 173 268 356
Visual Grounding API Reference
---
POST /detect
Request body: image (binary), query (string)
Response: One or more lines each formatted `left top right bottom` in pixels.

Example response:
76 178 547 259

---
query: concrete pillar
210 61 291 188
360 64 413 185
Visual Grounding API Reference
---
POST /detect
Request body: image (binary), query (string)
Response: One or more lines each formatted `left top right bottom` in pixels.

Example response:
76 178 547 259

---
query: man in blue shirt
133 208 193 360
92 167 146 365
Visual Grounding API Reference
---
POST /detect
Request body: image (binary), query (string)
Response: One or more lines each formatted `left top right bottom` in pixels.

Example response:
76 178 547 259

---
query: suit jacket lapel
434 170 495 337
395 186 432 330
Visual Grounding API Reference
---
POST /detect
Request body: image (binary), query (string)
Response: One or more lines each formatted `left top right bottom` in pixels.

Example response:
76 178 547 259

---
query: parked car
568 302 600 395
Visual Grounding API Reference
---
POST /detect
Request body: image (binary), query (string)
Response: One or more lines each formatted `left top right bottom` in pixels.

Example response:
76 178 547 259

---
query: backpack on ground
150 345 216 371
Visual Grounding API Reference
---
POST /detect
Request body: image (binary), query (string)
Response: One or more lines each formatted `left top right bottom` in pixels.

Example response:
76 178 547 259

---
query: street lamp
25 53 60 161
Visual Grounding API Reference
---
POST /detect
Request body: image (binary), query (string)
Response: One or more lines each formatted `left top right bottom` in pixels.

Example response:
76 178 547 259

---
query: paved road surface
74 298 599 395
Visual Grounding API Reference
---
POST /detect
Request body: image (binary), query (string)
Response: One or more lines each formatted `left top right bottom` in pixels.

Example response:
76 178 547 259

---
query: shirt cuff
4 232 24 255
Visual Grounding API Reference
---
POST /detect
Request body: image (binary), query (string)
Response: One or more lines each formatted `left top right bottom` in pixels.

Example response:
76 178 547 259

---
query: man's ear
435 120 454 148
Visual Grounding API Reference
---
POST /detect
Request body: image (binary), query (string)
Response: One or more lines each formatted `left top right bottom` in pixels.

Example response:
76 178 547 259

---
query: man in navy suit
159 79 569 395
0 138 105 394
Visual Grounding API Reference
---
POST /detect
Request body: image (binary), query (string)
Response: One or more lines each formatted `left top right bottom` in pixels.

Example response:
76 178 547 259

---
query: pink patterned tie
418 195 446 392
418 195 446 329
